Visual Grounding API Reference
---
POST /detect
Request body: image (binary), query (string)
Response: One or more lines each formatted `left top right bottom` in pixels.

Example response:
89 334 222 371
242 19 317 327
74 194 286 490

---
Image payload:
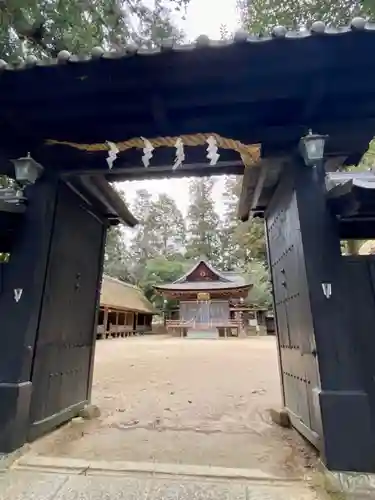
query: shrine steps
186 328 218 339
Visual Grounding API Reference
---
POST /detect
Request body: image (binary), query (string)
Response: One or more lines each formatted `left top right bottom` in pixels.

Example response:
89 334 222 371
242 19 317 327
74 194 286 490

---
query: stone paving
0 469 324 500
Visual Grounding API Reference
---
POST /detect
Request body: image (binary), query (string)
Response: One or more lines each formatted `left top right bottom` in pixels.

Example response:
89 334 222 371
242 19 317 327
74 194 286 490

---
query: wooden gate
266 180 322 446
342 256 375 421
29 182 106 439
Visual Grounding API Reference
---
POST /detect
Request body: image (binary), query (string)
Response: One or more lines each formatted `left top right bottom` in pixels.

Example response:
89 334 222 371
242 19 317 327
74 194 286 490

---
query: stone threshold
310 460 375 497
13 455 302 485
0 445 30 471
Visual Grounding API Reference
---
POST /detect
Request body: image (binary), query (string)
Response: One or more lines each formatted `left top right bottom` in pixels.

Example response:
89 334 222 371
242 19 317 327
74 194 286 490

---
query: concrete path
0 468 323 500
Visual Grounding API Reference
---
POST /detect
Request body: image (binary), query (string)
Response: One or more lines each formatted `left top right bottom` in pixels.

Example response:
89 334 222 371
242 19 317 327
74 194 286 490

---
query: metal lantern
299 130 328 166
12 154 44 185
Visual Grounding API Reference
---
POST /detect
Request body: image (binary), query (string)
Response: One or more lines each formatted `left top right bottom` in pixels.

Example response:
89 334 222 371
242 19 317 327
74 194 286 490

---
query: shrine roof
153 281 251 292
0 18 372 73
154 258 251 291
101 275 155 314
173 258 232 283
221 271 248 285
0 18 374 180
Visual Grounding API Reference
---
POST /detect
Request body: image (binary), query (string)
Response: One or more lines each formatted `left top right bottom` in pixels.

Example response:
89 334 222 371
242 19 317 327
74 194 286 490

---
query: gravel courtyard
30 336 317 477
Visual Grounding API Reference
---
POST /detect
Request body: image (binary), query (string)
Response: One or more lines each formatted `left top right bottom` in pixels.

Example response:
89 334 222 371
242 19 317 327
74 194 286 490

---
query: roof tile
0 18 373 72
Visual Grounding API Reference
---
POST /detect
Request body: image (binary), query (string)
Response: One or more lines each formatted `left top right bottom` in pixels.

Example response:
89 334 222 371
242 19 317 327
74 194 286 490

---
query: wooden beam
8 62 375 120
62 160 245 178
150 92 171 136
324 156 348 172
0 200 26 213
238 166 264 222
74 176 138 226
238 158 285 222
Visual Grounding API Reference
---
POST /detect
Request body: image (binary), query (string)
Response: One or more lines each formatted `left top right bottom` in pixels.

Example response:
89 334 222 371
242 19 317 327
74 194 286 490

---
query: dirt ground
29 336 318 478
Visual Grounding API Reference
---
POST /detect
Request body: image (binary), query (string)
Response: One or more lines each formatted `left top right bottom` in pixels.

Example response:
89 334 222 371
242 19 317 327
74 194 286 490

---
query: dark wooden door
343 256 375 423
29 182 105 436
267 184 321 444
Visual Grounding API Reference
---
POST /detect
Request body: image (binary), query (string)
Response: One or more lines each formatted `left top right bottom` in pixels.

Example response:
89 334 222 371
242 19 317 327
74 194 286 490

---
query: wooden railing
166 319 195 329
209 320 241 328
166 319 241 329
96 323 150 339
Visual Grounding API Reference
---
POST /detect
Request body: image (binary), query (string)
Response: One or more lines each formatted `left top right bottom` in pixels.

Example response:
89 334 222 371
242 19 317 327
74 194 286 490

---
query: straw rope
46 133 260 167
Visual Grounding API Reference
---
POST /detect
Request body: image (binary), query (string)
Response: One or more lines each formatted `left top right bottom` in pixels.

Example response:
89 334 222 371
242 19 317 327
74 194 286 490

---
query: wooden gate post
103 307 109 338
0 178 58 453
85 224 107 401
266 156 375 472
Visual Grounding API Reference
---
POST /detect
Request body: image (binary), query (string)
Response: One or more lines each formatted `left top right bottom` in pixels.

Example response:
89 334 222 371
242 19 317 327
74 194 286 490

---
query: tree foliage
357 139 375 170
221 176 266 268
139 256 187 308
0 0 189 62
125 190 186 283
146 193 186 255
104 226 133 282
237 0 375 34
185 177 221 264
244 259 272 308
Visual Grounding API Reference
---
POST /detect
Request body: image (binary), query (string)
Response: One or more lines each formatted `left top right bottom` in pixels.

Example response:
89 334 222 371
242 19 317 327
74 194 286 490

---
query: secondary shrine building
154 259 251 339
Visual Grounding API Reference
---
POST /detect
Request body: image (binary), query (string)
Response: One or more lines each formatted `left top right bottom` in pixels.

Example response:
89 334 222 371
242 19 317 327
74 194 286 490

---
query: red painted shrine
154 259 251 339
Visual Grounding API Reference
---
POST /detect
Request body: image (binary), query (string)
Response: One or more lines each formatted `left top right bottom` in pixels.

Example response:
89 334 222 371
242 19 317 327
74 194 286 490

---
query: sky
120 0 240 217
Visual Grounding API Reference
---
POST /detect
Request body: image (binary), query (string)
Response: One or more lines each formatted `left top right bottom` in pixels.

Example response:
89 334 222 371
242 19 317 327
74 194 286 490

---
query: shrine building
154 258 252 339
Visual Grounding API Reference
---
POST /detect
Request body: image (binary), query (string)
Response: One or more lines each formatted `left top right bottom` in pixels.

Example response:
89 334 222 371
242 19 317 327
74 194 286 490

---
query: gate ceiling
0 21 374 180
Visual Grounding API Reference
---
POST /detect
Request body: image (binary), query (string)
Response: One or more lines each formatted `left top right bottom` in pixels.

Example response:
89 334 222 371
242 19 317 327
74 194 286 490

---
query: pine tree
185 177 221 264
220 176 242 270
129 189 156 282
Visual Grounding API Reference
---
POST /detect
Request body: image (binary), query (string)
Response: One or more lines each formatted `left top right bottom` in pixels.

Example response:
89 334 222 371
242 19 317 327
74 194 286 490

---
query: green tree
185 177 221 264
104 225 133 282
356 139 375 170
220 175 270 307
0 0 189 63
103 186 134 281
139 256 186 308
237 0 374 34
128 189 156 282
221 175 266 267
0 176 11 188
245 259 272 308
220 176 241 270
147 193 186 256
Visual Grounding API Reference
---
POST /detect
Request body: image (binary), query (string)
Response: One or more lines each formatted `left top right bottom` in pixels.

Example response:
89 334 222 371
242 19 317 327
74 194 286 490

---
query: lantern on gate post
299 130 328 188
299 130 328 167
12 153 44 186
